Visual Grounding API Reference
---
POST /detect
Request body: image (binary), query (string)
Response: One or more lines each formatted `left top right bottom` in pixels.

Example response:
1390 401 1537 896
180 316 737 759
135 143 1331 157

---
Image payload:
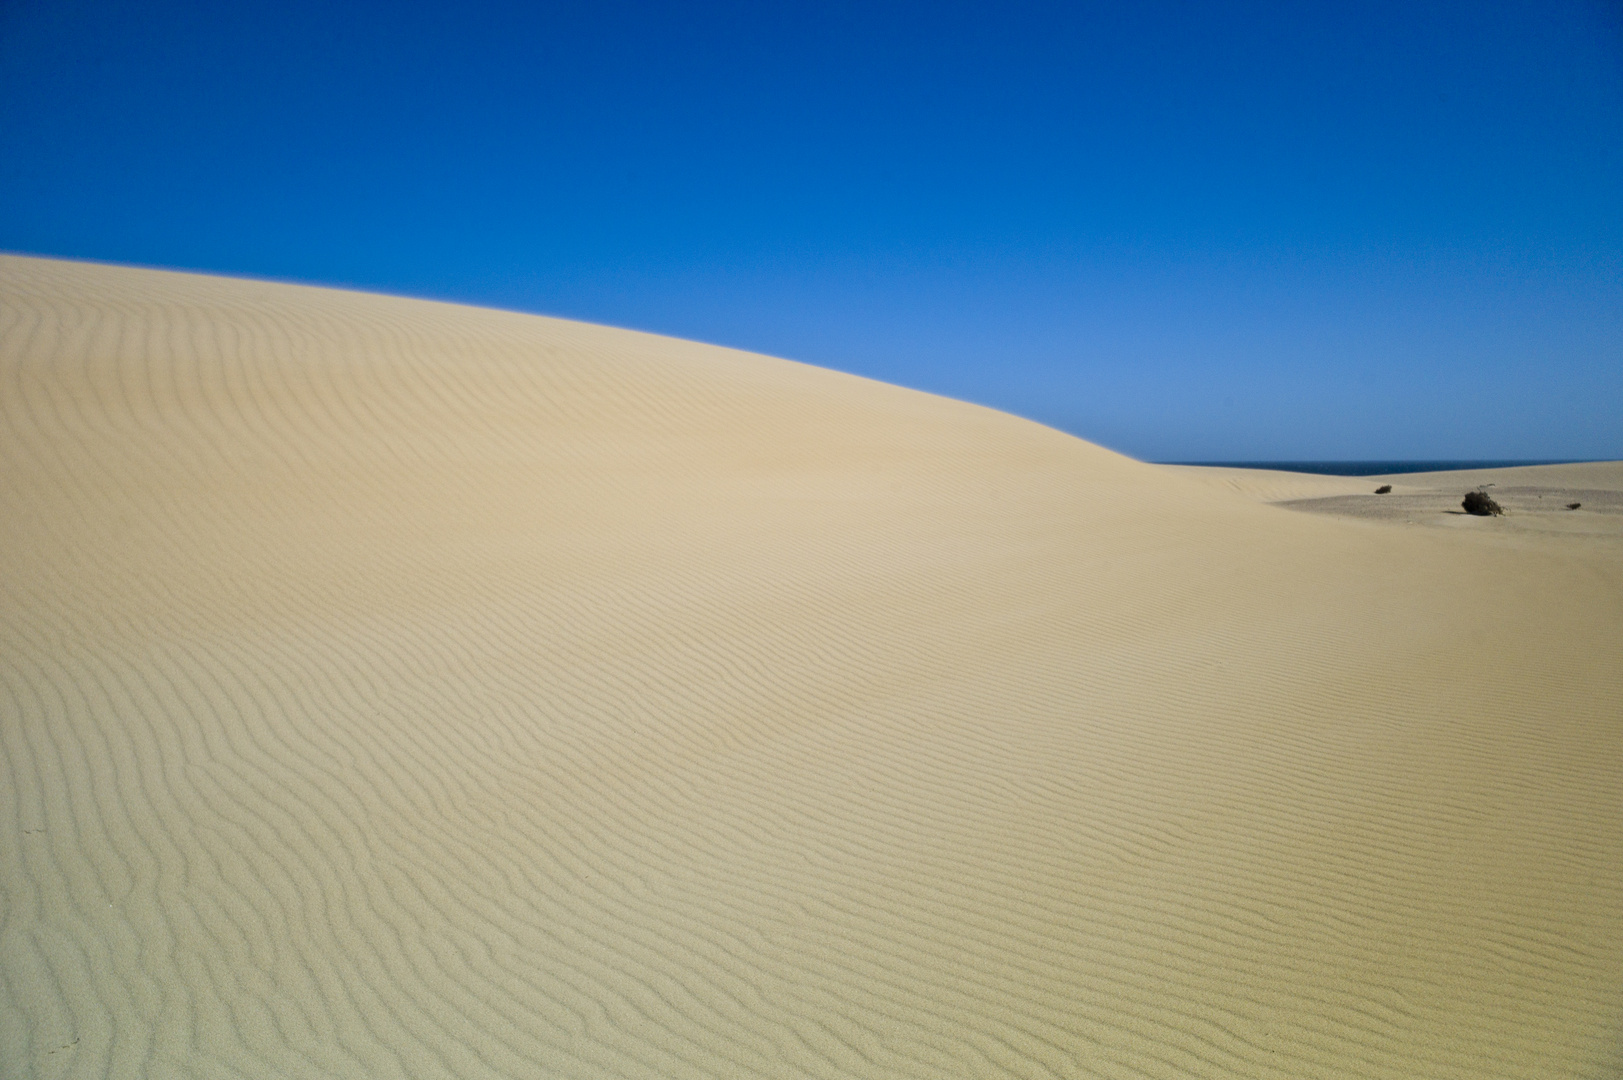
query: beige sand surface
2 255 1620 1079
1167 462 1623 549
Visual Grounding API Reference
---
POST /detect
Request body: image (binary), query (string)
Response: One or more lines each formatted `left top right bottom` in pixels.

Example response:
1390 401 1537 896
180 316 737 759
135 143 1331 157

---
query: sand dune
2 254 1620 1079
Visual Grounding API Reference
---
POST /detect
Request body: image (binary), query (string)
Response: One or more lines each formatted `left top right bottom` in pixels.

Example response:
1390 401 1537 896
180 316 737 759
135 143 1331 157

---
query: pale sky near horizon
2 0 1619 461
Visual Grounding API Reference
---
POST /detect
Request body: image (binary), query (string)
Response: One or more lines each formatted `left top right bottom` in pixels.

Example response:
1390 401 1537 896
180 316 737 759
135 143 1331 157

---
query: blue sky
2 0 1619 460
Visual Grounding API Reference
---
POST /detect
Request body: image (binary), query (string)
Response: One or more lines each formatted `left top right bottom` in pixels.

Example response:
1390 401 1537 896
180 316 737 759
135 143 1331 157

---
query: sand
2 254 1619 1079
1165 462 1623 547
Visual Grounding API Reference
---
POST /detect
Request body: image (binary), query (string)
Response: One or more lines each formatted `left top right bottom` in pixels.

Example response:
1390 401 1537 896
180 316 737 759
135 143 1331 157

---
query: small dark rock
1462 490 1503 516
1374 484 1392 494
1567 502 1581 510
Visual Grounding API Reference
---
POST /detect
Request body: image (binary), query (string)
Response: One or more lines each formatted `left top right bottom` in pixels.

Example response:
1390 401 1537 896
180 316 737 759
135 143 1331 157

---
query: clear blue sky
2 0 1619 461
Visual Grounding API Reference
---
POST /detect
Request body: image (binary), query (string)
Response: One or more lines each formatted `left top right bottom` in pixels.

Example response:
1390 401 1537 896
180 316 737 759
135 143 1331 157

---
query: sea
1159 460 1593 477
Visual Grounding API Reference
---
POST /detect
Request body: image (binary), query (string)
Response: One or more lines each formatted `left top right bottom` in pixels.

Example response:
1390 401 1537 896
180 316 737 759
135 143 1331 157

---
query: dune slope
2 255 1620 1079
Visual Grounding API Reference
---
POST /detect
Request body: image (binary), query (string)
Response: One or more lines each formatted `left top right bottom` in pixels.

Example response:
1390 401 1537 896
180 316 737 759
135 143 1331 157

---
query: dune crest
2 255 1620 1079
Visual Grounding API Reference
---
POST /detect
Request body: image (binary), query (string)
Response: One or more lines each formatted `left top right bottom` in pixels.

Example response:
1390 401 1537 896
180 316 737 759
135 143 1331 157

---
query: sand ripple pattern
2 256 1620 1079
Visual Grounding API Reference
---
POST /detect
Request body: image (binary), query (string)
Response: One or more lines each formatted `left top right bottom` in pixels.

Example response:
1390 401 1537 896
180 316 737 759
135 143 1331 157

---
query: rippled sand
3 255 1620 1079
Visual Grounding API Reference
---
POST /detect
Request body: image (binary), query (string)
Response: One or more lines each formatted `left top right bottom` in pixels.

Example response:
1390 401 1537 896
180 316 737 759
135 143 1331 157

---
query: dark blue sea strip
1159 460 1596 477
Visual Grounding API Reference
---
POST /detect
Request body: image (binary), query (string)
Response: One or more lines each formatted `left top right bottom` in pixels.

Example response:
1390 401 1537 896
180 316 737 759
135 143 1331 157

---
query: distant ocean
1160 460 1592 477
